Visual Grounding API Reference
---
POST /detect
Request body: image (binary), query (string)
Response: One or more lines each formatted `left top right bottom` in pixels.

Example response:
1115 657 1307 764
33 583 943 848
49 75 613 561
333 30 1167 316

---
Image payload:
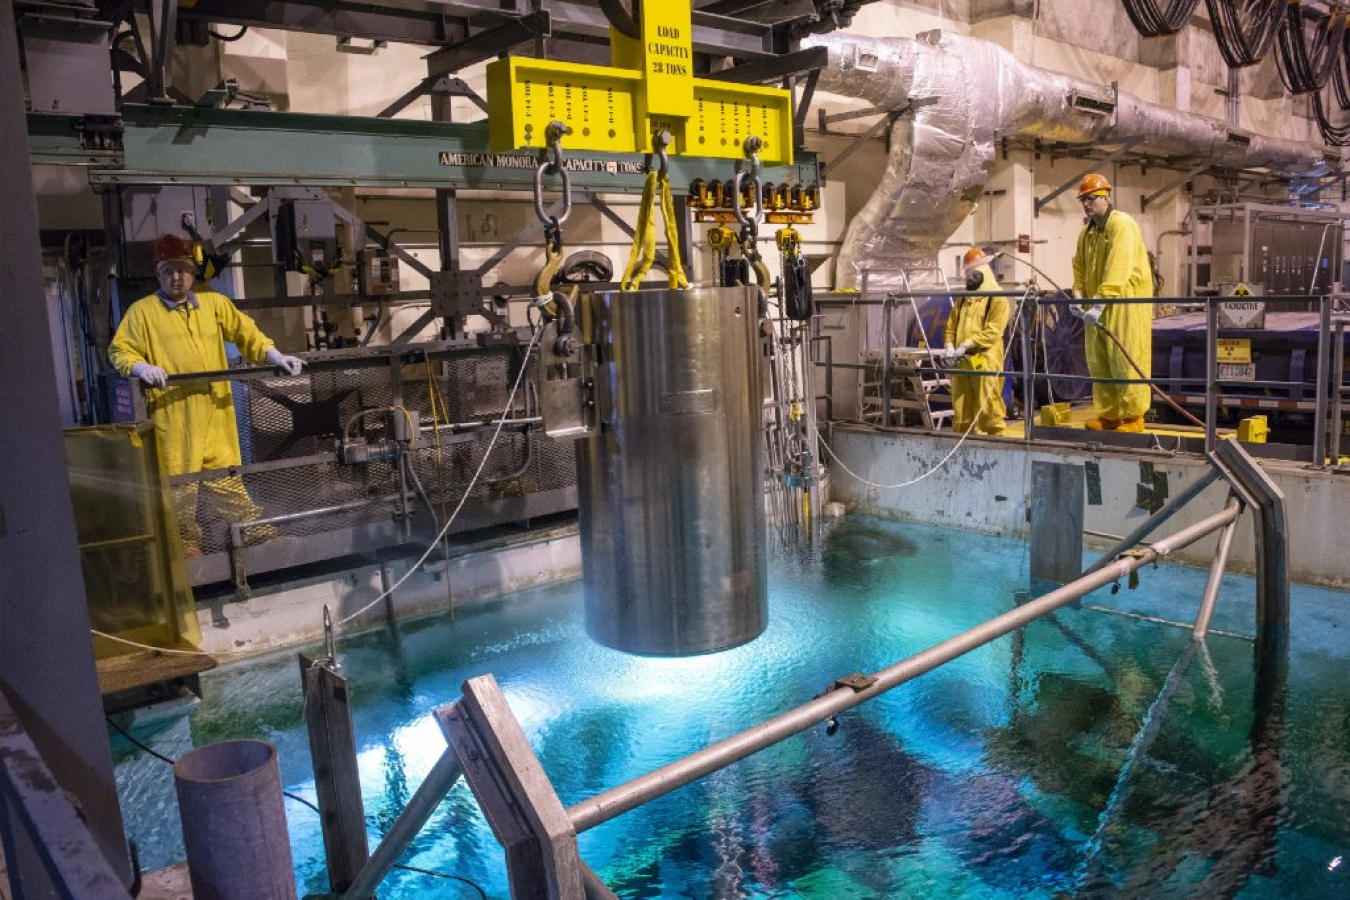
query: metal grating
183 348 576 555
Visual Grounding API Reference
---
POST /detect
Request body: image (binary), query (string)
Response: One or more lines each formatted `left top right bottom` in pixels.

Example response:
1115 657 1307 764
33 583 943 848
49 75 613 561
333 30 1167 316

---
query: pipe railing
565 503 1240 833
820 291 1347 459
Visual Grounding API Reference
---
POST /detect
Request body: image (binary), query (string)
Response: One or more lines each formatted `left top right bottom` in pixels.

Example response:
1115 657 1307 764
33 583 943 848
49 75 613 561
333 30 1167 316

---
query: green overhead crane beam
27 105 818 194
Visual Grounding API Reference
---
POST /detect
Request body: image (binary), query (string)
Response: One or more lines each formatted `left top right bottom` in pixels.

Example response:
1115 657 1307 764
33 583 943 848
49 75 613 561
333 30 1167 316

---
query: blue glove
1072 303 1104 328
130 361 168 387
265 346 305 376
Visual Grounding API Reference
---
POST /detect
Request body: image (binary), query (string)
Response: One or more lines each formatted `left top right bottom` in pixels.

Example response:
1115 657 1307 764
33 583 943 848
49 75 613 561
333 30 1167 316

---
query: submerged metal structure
573 286 767 656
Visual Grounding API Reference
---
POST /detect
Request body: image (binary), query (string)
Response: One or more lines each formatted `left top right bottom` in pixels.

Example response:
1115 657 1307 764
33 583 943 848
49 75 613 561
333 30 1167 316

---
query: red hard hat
1076 173 1112 199
154 233 194 264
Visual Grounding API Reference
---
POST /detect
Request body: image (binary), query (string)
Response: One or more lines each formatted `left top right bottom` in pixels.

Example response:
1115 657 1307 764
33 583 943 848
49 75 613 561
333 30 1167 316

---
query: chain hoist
777 225 814 322
707 224 738 286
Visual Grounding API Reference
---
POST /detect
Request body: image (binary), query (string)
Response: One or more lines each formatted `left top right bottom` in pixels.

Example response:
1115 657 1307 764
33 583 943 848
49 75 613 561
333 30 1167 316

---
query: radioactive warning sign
1217 282 1265 329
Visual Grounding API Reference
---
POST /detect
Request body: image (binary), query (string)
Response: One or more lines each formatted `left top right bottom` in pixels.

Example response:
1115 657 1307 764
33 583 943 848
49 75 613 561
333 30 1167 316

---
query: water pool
112 516 1350 898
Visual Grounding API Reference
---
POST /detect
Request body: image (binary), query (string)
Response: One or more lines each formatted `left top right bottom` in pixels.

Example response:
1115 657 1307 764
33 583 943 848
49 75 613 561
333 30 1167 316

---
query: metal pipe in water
1194 496 1242 640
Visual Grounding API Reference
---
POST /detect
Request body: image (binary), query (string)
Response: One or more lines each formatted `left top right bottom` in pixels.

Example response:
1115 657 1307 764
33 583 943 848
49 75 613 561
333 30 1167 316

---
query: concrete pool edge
189 426 1348 662
193 522 582 660
824 425 1350 591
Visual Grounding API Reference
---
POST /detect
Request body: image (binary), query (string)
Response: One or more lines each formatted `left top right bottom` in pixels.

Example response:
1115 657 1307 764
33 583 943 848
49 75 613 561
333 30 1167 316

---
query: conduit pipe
802 30 1333 291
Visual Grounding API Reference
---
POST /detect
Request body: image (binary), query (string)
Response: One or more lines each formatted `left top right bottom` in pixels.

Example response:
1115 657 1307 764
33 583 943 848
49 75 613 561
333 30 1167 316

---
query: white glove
1071 303 1104 328
265 346 305 376
130 361 168 387
943 341 971 366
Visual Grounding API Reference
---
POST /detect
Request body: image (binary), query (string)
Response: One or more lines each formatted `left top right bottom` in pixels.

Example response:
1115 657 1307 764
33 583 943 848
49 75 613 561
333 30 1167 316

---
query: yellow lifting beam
485 0 794 164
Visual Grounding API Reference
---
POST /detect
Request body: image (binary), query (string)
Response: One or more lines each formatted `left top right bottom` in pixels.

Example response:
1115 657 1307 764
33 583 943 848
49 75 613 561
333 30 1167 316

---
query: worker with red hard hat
942 247 1011 435
109 233 305 553
1070 173 1154 432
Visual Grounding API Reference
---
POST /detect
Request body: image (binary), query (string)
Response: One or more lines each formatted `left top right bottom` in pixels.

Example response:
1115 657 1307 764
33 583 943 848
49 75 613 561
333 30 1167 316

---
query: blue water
111 516 1350 898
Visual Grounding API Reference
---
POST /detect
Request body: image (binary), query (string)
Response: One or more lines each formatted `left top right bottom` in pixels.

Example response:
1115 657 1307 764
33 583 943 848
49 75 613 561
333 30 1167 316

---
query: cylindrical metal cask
577 286 767 655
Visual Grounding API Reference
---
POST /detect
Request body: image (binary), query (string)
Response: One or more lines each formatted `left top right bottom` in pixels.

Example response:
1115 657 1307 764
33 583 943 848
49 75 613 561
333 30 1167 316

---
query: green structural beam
28 105 818 194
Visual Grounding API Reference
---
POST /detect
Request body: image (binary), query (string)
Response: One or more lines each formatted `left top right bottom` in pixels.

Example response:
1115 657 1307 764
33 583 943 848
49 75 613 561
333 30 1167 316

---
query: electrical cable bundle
1313 27 1350 145
1312 91 1350 144
1204 0 1287 67
1275 1 1347 93
1122 0 1202 36
1335 27 1350 106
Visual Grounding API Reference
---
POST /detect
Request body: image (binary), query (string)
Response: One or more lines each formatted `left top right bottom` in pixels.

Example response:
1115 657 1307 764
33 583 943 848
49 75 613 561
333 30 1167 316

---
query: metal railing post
1314 294 1331 468
1021 300 1034 444
1205 298 1219 454
881 295 894 426
340 749 464 900
1193 496 1242 640
1333 319 1346 464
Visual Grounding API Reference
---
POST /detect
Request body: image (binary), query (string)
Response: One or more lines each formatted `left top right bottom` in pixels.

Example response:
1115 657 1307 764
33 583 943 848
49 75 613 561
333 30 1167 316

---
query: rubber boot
1085 417 1119 431
1115 416 1146 433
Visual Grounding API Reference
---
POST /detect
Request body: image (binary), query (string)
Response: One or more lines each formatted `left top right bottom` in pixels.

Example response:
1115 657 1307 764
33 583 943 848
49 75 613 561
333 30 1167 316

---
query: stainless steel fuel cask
577 286 767 655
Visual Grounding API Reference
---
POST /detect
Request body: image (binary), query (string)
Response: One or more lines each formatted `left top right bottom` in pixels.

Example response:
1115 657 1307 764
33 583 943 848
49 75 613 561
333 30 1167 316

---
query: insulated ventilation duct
803 30 1333 292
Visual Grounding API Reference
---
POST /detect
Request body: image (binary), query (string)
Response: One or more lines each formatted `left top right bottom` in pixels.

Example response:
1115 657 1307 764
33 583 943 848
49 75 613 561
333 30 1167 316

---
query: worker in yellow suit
1071 173 1154 432
942 247 1011 435
109 234 305 554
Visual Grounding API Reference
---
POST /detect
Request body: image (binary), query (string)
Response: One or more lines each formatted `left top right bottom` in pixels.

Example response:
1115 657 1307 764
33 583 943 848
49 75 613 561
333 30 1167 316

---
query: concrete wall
824 426 1350 590
807 0 1347 293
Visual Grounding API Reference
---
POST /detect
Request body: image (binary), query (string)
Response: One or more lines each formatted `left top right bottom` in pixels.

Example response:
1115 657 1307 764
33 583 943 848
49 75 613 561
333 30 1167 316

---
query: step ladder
856 270 954 429
861 347 953 429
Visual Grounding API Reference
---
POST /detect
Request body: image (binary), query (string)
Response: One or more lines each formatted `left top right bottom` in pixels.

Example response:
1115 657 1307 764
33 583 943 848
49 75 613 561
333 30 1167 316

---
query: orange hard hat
963 246 994 272
1076 173 1112 199
154 233 194 265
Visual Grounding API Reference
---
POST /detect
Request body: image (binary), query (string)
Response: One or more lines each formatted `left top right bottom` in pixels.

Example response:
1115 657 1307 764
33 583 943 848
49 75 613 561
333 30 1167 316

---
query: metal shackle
731 135 765 233
533 120 574 228
652 129 673 178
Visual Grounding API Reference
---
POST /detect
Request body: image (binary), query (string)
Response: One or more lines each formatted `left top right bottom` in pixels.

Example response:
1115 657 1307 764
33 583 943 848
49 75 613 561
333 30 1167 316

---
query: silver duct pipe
803 30 1332 291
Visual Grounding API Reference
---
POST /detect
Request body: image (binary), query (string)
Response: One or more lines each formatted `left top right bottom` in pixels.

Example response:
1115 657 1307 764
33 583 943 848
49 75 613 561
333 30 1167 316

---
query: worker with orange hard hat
942 247 1011 435
1070 173 1153 432
109 233 305 553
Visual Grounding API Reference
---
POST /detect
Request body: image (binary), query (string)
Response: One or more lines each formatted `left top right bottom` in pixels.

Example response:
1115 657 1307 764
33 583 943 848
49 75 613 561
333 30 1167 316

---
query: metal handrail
822 290 1346 455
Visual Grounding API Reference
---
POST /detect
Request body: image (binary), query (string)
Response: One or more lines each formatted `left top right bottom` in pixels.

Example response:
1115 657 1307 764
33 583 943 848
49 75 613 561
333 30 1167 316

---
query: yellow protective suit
109 289 276 552
946 264 1011 435
1072 209 1154 423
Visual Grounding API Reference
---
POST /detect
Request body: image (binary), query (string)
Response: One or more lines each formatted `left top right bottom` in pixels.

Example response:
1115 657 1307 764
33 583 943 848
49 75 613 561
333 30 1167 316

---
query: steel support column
0 0 131 892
